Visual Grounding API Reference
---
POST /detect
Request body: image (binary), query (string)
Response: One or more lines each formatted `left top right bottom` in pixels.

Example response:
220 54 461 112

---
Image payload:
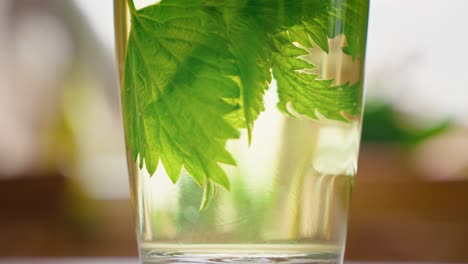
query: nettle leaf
339 0 369 59
272 0 368 121
317 0 370 59
220 3 273 142
122 0 368 208
123 0 241 192
272 26 362 121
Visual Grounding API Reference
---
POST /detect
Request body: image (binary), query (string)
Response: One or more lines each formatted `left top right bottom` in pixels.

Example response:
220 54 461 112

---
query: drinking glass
115 0 369 263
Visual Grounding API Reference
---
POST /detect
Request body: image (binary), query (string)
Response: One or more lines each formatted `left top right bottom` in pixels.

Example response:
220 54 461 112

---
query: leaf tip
247 127 253 146
223 180 231 191
199 180 216 211
146 160 158 176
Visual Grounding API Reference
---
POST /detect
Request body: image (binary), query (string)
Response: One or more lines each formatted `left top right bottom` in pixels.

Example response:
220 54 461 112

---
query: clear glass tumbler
115 0 369 263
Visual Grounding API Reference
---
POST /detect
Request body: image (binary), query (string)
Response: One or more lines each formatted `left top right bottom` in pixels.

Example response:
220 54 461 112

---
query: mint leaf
122 0 241 191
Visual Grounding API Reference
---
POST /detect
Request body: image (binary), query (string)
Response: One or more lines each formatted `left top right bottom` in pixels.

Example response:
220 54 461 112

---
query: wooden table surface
0 259 461 264
0 259 138 264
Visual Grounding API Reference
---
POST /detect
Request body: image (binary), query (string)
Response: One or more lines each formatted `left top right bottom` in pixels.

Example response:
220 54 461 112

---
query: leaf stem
126 0 137 14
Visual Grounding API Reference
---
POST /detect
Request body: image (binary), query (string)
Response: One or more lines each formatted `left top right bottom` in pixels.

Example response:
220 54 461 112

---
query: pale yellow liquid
131 109 360 263
115 1 364 263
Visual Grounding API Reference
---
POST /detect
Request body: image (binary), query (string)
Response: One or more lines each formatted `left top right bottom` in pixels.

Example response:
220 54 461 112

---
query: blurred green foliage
361 102 451 146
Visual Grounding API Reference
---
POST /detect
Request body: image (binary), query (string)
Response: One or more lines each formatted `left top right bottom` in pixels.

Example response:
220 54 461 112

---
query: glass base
140 244 343 264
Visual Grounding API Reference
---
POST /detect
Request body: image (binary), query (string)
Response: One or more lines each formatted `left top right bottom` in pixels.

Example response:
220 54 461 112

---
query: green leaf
123 0 241 190
199 178 216 211
220 3 272 142
122 0 369 208
317 0 370 59
271 0 368 121
340 0 369 59
272 27 362 121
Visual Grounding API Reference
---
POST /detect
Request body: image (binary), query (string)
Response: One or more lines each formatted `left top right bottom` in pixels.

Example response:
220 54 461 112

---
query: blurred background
0 0 467 262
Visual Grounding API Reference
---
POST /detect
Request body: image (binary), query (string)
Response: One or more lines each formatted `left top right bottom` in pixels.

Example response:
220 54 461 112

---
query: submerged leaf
123 0 241 191
121 0 369 208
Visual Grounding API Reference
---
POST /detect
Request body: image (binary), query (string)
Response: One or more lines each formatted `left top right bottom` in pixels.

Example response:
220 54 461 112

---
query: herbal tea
114 0 369 263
